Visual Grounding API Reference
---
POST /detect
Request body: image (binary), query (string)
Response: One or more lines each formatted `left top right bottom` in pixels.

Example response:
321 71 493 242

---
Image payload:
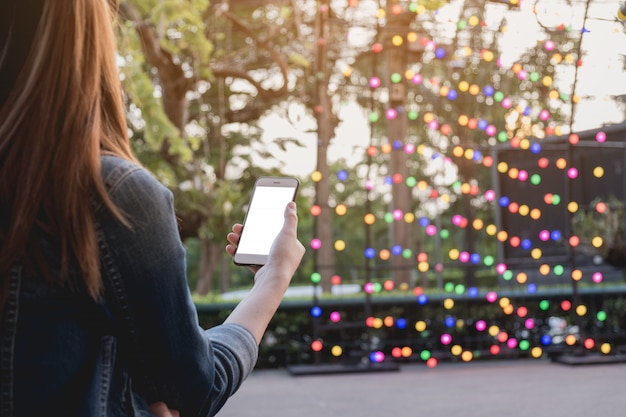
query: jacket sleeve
96 160 258 417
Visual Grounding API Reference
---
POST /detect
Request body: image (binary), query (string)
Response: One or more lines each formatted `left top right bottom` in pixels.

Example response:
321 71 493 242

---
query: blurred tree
117 0 301 294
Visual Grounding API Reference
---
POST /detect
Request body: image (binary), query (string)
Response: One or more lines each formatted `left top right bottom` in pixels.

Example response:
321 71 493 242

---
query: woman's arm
224 201 305 343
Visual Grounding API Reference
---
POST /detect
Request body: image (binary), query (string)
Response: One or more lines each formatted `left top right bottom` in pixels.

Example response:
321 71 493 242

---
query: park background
116 0 626 370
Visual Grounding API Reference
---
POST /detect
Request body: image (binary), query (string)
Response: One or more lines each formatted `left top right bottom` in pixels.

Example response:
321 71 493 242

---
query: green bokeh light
530 174 541 185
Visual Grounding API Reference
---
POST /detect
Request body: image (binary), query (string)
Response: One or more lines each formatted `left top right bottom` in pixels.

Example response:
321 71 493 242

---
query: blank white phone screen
236 186 296 256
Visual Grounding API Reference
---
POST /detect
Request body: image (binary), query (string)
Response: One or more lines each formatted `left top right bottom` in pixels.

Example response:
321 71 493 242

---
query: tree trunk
195 239 219 295
314 1 335 292
386 11 413 287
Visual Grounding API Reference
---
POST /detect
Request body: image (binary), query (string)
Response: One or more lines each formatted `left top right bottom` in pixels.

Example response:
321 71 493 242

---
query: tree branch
214 7 290 99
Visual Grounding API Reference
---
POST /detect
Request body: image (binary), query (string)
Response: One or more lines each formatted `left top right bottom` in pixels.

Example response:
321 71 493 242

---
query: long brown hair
0 0 137 304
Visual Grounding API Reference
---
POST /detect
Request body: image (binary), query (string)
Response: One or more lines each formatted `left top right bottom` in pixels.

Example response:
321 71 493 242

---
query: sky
256 0 626 178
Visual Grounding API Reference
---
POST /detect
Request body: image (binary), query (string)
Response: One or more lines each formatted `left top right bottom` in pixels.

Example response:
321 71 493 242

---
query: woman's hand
224 201 305 343
226 201 305 280
225 223 261 275
253 201 305 285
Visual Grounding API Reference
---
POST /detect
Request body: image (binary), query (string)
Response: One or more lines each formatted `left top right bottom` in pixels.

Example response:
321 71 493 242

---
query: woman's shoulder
99 155 172 213
100 155 165 194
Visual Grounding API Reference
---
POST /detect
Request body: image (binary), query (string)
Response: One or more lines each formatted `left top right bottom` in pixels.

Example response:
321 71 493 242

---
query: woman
0 1 305 416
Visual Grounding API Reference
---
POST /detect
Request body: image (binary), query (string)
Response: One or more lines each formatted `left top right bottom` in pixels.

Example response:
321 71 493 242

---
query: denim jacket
0 155 258 417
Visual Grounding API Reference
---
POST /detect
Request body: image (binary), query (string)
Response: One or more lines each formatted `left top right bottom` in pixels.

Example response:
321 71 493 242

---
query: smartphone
233 176 300 267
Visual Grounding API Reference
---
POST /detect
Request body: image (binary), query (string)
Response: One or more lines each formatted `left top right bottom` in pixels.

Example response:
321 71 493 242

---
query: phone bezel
232 176 300 267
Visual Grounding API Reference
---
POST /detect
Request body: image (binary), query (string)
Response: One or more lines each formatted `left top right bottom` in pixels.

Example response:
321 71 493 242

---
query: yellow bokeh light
600 343 611 354
449 249 460 260
464 149 474 160
334 240 346 251
554 126 564 136
331 345 343 357
404 212 415 223
453 146 464 158
518 205 529 216
458 81 469 92
443 298 454 310
531 248 542 260
520 138 530 150
592 236 603 248
568 201 579 213
499 297 510 308
336 204 347 216
407 32 418 43
468 15 480 26
503 304 514 315
451 345 463 356
415 320 427 332
311 171 322 182
593 166 604 178
531 347 543 358
488 325 499 337
486 224 497 236
542 76 553 87
392 35 403 46
418 262 429 272
576 305 587 316
497 162 508 173
461 351 473 362
373 318 383 328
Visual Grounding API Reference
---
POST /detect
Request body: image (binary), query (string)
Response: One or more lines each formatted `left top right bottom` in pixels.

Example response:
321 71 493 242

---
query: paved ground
217 359 626 417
